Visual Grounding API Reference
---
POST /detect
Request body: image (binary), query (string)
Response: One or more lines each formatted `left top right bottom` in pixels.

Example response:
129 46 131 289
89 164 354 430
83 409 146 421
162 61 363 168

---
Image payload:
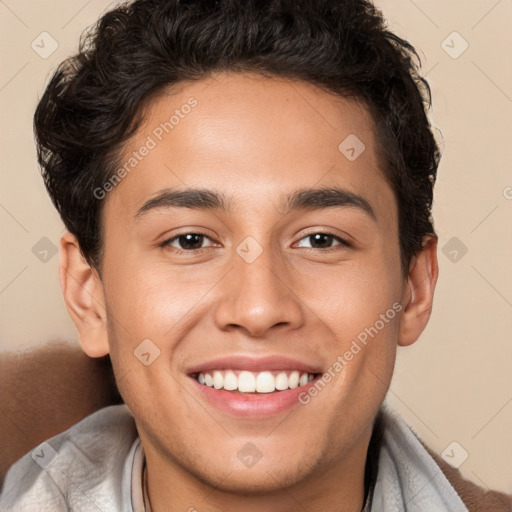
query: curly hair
34 0 440 276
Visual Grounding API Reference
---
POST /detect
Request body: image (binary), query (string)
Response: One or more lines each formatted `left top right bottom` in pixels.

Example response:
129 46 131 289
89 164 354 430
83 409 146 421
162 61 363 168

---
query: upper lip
186 355 323 375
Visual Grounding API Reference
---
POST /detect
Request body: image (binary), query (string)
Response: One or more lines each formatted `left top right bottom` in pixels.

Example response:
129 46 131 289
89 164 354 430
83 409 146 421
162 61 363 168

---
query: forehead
105 71 395 223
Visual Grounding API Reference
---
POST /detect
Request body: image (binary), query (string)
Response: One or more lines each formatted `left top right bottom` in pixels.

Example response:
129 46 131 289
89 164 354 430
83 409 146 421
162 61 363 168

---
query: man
0 0 509 510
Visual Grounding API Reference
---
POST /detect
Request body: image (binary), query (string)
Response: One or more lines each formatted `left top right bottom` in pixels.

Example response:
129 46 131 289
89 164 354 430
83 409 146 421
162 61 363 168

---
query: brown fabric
421 441 512 512
0 341 122 484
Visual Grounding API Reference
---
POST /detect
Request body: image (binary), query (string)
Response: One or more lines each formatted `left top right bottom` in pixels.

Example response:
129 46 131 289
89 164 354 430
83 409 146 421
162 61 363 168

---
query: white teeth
256 371 275 393
196 369 316 393
223 370 238 391
288 371 300 389
238 371 256 392
275 372 289 390
213 370 223 389
299 373 309 386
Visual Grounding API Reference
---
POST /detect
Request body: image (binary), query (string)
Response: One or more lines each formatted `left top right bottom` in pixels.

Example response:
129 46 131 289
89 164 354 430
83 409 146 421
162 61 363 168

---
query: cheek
304 254 402 398
102 258 197 333
100 258 224 393
310 251 402 330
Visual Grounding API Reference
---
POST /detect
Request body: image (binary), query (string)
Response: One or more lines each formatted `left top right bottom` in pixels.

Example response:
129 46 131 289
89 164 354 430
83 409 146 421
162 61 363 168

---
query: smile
186 355 323 418
194 369 317 393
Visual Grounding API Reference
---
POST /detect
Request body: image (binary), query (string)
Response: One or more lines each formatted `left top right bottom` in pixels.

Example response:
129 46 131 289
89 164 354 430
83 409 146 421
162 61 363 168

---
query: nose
214 244 305 338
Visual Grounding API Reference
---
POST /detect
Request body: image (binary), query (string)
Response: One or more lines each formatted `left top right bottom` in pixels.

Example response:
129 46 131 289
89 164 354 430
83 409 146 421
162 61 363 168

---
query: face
75 71 418 498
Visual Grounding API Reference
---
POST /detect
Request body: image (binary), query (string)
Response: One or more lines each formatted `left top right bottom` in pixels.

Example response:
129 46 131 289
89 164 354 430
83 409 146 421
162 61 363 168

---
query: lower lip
189 375 320 419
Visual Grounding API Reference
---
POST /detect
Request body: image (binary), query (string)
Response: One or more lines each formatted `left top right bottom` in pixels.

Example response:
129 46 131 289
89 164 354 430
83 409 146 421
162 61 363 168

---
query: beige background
1 0 511 494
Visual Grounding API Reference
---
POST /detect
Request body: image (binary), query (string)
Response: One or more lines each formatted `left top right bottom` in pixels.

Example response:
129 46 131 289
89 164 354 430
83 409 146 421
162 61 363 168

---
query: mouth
186 356 323 418
191 369 319 394
185 353 323 420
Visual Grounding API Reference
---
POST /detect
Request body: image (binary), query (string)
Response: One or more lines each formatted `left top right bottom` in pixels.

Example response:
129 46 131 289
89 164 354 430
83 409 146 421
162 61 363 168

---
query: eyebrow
134 186 376 221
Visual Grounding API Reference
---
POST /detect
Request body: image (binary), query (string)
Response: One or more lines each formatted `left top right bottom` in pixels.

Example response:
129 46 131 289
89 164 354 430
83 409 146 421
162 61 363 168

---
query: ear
398 235 439 347
59 231 110 357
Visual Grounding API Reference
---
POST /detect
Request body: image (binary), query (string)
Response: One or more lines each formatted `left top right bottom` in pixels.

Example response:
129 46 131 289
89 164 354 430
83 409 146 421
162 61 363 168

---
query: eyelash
160 231 352 255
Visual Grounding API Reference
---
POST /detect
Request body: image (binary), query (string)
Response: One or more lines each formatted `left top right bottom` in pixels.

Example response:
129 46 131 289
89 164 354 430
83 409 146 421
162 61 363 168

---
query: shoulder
420 430 512 512
376 407 511 512
0 404 138 512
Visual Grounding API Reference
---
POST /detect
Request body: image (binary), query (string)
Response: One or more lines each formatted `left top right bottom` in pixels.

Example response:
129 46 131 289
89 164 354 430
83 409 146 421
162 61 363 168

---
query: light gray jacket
0 404 470 511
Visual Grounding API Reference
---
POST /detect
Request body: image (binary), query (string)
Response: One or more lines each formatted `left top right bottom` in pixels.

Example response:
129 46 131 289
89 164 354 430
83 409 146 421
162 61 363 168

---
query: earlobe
59 231 110 357
398 235 439 347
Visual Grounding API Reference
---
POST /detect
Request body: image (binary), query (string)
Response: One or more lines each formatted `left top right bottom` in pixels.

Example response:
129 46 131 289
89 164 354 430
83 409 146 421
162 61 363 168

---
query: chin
199 465 310 495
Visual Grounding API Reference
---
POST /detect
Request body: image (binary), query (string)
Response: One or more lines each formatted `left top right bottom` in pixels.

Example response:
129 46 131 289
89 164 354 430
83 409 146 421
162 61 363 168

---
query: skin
60 71 438 512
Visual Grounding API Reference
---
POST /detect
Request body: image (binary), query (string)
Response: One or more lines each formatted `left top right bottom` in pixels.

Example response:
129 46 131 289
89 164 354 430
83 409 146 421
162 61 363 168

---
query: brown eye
296 232 350 250
175 233 205 250
162 232 215 252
